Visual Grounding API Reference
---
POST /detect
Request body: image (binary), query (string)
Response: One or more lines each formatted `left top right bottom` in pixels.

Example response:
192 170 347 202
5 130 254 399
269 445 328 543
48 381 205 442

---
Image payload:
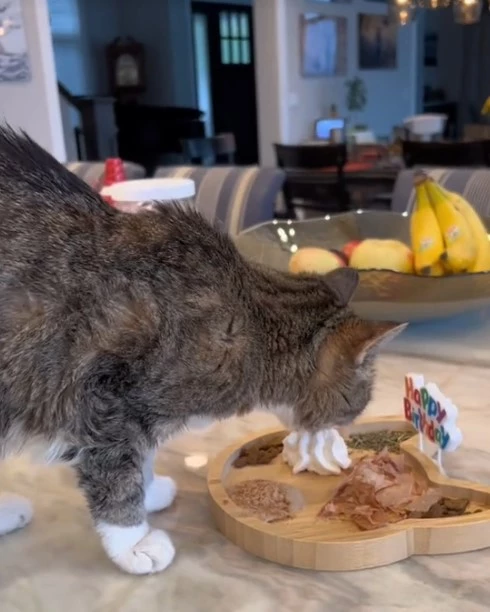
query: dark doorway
191 2 258 164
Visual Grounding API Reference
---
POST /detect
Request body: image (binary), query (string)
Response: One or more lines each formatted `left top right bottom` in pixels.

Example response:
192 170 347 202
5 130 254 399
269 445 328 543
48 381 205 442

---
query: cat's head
272 268 406 432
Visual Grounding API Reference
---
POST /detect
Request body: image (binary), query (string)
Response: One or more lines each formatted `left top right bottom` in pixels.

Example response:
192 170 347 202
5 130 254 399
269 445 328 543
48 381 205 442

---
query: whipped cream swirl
282 429 351 475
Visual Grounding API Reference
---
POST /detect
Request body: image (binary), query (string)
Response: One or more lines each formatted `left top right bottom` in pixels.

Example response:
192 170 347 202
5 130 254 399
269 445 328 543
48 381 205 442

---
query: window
193 13 214 136
219 11 251 65
48 0 81 38
48 0 87 95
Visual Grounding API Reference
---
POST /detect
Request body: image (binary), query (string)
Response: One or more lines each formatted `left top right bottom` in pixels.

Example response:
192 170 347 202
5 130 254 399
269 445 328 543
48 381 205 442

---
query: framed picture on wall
358 13 397 70
300 13 348 77
0 0 31 83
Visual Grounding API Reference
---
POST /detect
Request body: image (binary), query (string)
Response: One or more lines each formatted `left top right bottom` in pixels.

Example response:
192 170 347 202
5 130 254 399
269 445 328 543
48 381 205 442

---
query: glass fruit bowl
234 211 490 322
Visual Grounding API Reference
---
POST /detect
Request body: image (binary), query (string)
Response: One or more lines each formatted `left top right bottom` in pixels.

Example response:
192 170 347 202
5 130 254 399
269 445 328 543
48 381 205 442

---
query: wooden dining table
286 144 403 212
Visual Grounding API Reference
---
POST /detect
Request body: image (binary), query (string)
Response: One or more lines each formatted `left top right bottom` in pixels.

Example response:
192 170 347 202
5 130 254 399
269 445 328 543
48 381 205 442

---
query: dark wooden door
192 2 258 164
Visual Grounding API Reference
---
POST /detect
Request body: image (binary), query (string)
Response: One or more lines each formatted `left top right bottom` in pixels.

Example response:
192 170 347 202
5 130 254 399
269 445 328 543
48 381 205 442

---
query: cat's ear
353 321 407 365
324 268 359 307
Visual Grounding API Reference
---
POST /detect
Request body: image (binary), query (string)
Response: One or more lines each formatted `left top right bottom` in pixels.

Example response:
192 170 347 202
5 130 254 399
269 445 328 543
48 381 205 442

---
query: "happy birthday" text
404 375 451 449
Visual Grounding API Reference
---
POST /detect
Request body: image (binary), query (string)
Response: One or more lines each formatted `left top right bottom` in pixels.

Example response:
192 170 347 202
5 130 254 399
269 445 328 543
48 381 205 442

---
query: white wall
59 93 78 160
284 0 419 143
254 0 289 166
0 0 65 160
254 0 420 163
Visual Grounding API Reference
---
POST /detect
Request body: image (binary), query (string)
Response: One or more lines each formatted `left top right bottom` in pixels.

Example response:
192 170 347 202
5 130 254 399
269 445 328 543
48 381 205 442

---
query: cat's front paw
145 475 177 513
98 522 175 575
0 493 33 536
117 529 175 574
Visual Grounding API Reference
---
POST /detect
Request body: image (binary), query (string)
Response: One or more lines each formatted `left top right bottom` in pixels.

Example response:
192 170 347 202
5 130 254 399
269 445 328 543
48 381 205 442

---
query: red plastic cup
102 158 126 206
103 158 126 185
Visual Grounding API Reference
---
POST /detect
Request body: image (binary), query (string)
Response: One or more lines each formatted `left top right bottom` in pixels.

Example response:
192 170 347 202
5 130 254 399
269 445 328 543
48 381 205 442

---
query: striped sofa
64 161 145 191
154 166 285 235
392 168 490 216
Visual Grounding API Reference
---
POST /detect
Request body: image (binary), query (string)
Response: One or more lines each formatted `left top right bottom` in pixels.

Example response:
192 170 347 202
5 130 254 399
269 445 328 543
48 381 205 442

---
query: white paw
144 475 177 513
97 522 175 575
0 493 33 536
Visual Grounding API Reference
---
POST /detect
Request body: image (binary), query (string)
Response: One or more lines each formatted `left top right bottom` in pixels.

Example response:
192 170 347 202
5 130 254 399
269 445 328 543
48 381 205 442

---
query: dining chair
274 143 350 217
181 133 236 166
402 140 489 168
153 165 285 236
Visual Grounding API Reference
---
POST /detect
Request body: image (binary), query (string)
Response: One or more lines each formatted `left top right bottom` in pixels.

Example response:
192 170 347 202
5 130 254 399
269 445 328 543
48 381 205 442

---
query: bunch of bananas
481 96 490 117
410 173 490 276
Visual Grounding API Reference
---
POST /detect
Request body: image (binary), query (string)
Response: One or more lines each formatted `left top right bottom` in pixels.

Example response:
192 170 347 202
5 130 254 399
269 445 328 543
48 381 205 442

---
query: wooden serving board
207 416 490 571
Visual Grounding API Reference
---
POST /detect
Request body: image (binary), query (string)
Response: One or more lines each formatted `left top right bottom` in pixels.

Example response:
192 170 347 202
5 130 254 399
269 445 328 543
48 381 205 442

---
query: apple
289 247 346 275
330 249 349 266
342 240 362 262
349 239 414 274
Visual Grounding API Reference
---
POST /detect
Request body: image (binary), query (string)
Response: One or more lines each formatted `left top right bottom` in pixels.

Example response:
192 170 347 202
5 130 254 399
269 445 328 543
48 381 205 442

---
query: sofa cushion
392 168 490 217
153 166 285 235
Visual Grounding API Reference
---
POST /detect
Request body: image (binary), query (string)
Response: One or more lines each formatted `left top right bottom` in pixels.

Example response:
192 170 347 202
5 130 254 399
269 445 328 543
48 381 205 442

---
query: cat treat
318 450 477 530
227 479 304 522
318 449 428 530
282 429 351 475
233 435 284 468
346 430 414 454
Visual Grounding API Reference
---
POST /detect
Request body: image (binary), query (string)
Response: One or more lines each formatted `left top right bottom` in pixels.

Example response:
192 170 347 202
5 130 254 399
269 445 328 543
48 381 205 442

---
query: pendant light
453 0 483 24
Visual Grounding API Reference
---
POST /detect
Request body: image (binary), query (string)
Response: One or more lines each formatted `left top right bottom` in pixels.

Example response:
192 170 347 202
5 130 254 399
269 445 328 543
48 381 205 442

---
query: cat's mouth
331 412 364 428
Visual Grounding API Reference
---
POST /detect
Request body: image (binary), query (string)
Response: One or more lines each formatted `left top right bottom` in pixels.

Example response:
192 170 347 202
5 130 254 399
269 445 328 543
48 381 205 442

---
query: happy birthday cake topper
404 373 462 473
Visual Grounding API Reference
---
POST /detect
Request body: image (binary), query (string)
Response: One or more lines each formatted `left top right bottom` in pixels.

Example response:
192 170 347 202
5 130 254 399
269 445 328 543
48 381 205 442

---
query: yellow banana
426 261 446 277
425 179 490 273
482 96 490 116
423 177 477 273
410 175 446 275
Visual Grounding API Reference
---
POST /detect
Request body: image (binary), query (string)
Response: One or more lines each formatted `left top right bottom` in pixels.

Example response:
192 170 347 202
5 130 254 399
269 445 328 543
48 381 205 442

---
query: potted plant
345 76 367 133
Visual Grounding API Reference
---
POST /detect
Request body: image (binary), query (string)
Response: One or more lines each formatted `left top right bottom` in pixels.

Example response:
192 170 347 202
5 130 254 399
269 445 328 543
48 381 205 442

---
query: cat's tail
0 124 112 217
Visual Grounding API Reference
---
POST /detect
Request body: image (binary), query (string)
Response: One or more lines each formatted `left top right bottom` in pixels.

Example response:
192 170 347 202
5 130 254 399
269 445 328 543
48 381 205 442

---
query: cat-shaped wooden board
208 416 490 571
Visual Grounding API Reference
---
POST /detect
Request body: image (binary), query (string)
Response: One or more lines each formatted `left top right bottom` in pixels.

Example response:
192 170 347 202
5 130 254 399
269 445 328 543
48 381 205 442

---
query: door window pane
221 39 231 64
231 39 240 64
240 13 249 38
241 40 250 64
230 13 239 38
219 12 229 38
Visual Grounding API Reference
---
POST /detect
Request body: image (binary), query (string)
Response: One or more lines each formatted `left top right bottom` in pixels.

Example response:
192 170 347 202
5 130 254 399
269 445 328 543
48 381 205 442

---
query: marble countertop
384 308 490 367
2 354 490 611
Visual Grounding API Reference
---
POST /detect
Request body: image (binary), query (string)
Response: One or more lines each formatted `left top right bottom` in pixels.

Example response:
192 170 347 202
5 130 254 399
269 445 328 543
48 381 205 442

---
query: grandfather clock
106 37 146 103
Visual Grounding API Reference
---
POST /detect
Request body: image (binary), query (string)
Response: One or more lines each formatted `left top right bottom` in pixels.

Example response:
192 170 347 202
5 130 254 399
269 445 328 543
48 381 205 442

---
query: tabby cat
0 128 405 574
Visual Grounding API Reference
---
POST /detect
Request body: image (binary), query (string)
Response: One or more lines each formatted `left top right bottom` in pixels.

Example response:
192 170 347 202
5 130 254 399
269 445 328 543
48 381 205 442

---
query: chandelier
391 0 484 25
417 0 451 7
